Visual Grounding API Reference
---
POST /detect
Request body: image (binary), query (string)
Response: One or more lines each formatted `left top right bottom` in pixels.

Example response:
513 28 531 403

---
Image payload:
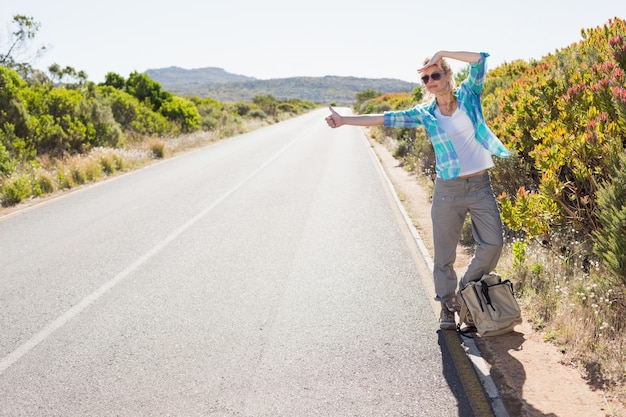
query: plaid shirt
383 52 510 180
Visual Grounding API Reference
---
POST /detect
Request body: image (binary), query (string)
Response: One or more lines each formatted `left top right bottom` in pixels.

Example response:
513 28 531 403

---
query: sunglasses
421 71 444 84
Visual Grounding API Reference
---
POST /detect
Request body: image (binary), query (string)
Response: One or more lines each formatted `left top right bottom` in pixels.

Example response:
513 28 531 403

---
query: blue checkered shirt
383 52 510 180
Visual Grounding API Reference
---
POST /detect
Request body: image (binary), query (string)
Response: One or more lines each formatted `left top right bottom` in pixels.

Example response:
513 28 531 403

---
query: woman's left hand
418 52 443 73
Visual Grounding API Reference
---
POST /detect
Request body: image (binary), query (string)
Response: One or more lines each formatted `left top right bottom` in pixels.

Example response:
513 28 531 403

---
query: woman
325 51 510 330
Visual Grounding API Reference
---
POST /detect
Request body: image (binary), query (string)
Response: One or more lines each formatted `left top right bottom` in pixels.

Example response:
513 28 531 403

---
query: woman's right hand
325 105 343 128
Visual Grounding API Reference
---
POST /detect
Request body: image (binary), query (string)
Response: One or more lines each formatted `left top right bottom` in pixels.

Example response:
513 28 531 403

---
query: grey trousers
431 172 503 303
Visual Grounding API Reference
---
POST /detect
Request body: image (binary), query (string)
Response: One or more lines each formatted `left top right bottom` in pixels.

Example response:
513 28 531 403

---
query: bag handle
472 285 485 312
481 284 496 311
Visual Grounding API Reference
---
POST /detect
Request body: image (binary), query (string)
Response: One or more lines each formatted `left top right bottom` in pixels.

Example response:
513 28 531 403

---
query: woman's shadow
439 330 559 416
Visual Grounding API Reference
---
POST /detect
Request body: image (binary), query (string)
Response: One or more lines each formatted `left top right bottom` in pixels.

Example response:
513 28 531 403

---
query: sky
1 0 625 84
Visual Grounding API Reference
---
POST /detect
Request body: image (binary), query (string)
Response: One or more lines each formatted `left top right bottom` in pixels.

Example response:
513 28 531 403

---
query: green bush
233 102 251 116
0 66 29 142
253 95 278 117
353 89 381 113
248 109 267 119
100 86 168 135
490 19 626 242
277 102 297 113
56 168 73 190
70 165 86 185
593 152 626 286
33 169 55 195
81 158 103 181
200 115 219 130
125 71 171 111
78 95 124 149
19 86 81 155
99 153 116 174
0 141 16 174
113 154 125 171
1 174 31 205
159 96 201 132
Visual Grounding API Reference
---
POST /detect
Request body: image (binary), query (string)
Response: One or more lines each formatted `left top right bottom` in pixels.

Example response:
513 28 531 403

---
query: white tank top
435 107 494 177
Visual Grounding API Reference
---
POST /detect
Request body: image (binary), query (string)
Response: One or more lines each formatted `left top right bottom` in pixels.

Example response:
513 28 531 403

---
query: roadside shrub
253 95 278 117
214 110 243 138
113 154 126 171
101 87 169 135
492 18 626 242
21 86 86 155
200 115 219 130
33 169 55 195
593 151 626 286
393 141 410 159
0 141 16 175
125 71 172 111
283 98 316 113
159 96 201 132
81 157 103 181
70 165 86 185
0 66 29 142
353 89 381 112
78 95 124 149
1 174 31 205
277 102 297 113
99 153 116 174
195 99 224 130
56 168 73 190
146 137 165 159
248 109 267 119
233 102 251 116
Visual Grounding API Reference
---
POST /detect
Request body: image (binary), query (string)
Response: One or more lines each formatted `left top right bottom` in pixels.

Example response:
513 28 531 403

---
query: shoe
454 293 475 329
439 305 456 330
446 296 461 313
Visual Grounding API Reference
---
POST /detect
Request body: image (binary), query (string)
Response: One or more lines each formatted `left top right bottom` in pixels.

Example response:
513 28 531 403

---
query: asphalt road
0 108 476 416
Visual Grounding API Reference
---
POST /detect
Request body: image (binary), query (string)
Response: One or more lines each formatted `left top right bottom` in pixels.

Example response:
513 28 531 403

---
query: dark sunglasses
421 71 444 84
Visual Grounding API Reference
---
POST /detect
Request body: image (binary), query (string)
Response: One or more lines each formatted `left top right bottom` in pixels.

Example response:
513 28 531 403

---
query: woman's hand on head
325 105 343 128
418 51 444 73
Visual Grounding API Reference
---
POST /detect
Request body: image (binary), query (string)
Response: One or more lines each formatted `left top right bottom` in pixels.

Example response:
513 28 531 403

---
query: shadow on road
475 331 559 417
438 330 477 417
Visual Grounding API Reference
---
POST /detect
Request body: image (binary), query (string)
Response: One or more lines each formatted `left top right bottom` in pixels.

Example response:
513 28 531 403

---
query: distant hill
146 66 255 86
146 67 417 105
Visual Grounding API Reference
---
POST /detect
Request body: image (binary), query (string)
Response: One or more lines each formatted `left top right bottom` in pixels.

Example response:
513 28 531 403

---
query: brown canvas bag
459 274 522 336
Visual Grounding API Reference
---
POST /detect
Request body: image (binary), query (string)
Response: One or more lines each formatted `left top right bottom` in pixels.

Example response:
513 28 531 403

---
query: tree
102 72 126 90
0 15 46 75
0 66 29 150
125 71 171 111
48 64 88 86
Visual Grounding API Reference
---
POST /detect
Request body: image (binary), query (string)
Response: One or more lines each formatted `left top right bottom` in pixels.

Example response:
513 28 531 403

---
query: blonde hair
422 57 457 112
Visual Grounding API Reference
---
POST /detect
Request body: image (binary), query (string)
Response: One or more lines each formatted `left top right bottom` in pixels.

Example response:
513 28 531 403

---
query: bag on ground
459 274 522 336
